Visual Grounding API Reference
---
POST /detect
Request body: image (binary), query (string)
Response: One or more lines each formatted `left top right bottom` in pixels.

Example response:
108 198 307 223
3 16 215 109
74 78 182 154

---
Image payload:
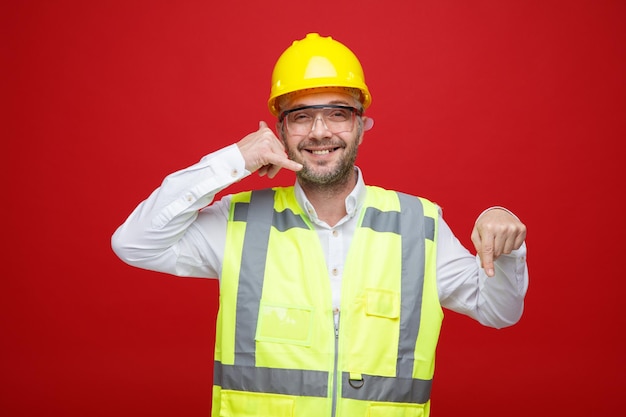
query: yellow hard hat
268 33 372 116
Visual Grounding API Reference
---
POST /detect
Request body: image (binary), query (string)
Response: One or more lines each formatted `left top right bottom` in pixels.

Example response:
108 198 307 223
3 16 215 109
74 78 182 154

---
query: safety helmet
268 33 372 116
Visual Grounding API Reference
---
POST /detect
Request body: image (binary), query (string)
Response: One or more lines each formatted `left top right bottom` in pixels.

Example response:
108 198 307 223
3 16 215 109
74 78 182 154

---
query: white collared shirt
112 144 528 328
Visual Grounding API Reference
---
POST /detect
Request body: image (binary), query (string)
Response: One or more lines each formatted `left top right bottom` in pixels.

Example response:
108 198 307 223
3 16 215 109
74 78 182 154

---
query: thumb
259 120 269 130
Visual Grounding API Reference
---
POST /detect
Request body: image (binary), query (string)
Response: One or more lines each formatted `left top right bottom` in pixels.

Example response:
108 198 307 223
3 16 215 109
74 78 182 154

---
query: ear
363 117 374 131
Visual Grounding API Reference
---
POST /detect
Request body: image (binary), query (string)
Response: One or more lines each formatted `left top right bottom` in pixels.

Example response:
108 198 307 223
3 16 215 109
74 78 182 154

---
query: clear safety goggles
279 104 362 135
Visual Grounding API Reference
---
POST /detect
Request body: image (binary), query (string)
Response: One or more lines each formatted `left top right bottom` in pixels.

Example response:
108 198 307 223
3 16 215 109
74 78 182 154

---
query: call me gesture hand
471 208 527 277
236 121 303 178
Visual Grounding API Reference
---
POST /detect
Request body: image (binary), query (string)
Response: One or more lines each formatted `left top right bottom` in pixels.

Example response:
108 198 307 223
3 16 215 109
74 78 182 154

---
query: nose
310 115 332 138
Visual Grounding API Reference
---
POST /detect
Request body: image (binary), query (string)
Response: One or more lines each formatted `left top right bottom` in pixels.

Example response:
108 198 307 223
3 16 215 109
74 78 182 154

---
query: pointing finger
472 227 495 277
481 239 496 277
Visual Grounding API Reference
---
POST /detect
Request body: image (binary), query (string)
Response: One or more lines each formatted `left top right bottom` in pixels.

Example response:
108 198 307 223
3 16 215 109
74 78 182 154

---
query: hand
471 208 527 277
236 121 303 179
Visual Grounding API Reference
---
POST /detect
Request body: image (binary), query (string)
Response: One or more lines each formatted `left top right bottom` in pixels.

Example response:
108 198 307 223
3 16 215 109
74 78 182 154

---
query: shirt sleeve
111 144 248 278
436 212 529 329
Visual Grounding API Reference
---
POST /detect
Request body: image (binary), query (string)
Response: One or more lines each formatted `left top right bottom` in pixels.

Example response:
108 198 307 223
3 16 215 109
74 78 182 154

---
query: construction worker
112 33 528 417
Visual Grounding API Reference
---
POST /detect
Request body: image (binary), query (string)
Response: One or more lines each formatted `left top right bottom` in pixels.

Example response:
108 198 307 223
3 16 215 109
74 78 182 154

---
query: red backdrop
3 1 625 416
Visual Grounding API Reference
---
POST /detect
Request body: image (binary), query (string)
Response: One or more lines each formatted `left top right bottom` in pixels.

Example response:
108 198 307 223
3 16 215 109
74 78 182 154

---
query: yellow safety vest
213 186 442 417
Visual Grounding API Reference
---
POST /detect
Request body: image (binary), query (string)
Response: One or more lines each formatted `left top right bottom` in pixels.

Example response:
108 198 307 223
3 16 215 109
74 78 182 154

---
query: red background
3 1 625 416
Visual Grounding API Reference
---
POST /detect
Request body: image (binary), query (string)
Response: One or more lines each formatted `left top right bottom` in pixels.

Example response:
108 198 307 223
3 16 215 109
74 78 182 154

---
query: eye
289 111 313 124
326 108 351 122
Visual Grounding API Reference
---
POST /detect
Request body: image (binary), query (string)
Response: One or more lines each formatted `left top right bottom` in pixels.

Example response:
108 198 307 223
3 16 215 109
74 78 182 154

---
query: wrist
475 206 519 224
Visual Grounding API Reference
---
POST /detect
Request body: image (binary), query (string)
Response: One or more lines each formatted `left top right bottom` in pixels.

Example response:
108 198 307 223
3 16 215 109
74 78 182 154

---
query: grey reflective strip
361 202 433 240
235 201 308 231
232 202 248 222
215 361 329 397
362 207 401 233
396 192 425 380
234 189 275 367
273 208 309 231
341 372 432 404
424 215 435 241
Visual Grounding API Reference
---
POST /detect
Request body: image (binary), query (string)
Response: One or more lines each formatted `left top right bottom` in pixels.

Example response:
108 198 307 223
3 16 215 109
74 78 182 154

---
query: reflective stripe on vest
214 363 432 404
216 188 437 405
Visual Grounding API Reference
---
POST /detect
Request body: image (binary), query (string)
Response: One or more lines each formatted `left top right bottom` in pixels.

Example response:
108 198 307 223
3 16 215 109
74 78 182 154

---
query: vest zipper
331 313 340 417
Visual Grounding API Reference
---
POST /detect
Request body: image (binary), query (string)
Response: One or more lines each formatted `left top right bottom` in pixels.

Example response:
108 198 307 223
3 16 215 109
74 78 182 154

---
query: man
112 33 528 417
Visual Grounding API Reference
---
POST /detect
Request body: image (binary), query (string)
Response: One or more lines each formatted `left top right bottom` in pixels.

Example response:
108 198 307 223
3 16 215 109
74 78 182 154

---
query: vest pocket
344 289 400 376
365 288 400 318
256 302 313 346
221 390 295 417
367 402 425 417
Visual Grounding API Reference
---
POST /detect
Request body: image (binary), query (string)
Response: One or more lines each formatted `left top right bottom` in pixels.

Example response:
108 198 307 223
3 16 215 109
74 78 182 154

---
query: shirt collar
294 167 367 226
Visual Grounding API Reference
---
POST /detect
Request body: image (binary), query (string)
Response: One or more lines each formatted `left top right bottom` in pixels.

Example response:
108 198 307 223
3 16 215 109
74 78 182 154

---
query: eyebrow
327 99 352 105
291 99 353 107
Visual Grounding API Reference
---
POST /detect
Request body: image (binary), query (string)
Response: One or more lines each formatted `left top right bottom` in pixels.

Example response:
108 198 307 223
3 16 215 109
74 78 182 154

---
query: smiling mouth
307 147 341 155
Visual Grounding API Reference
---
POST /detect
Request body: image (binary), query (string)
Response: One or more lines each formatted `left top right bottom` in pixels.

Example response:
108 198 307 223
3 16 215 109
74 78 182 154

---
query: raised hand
236 121 303 178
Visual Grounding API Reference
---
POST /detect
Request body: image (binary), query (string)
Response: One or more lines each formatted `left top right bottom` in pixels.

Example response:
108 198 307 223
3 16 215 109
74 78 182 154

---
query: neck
298 169 357 227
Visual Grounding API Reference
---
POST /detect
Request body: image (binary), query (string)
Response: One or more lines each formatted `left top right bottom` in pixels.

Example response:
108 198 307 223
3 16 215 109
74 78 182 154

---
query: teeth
311 150 331 155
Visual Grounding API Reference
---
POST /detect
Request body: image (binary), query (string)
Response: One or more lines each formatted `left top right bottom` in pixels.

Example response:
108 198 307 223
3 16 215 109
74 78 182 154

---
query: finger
513 232 526 251
500 224 527 254
266 163 282 179
257 166 269 177
501 236 516 255
470 227 482 263
492 231 506 259
477 231 496 277
264 153 303 173
514 224 527 250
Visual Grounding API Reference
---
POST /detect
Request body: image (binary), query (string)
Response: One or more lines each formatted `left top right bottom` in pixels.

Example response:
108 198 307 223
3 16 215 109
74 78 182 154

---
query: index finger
473 228 496 277
264 153 303 177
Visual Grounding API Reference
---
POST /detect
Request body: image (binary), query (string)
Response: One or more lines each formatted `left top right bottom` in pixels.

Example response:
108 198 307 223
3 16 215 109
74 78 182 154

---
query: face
279 91 364 188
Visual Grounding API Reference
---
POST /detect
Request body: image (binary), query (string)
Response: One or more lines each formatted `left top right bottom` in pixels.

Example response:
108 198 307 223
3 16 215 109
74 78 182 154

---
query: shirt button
332 268 338 276
231 169 239 177
185 193 193 202
332 230 339 237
